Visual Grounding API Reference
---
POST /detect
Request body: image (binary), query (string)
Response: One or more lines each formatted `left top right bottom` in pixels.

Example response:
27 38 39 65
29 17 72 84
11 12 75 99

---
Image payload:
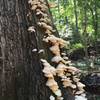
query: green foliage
68 43 84 54
48 0 100 53
71 43 84 50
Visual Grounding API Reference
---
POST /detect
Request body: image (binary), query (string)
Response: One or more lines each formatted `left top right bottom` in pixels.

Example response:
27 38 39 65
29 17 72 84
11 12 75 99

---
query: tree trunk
0 0 74 100
73 0 78 33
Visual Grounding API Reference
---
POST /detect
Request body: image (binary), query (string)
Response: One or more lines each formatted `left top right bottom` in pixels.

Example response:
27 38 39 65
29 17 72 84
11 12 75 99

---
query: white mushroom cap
75 94 87 100
61 75 67 79
61 52 66 56
41 59 47 63
43 37 49 42
64 60 71 64
28 26 35 32
63 57 69 60
66 66 80 73
61 77 70 81
43 65 56 74
54 89 62 96
77 82 85 88
50 95 55 100
56 63 67 71
70 84 77 89
73 77 80 82
51 56 63 63
42 67 51 74
75 89 85 95
66 73 71 76
42 62 51 68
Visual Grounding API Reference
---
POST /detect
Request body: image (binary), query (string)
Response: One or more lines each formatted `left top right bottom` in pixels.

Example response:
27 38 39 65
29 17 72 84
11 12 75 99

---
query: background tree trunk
0 0 74 100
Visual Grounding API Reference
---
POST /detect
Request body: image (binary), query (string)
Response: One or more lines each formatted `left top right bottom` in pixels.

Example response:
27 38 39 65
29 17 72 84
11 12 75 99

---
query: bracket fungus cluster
28 0 85 100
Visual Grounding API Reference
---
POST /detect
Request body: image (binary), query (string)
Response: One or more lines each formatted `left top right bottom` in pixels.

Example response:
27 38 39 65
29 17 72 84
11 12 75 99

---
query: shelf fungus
49 44 60 56
36 9 44 16
61 52 66 56
73 77 80 82
57 38 67 48
75 89 85 95
56 63 67 77
63 56 69 60
28 26 35 32
40 18 51 24
43 35 57 44
62 78 72 88
50 95 55 100
70 84 77 89
51 56 64 63
41 59 56 78
28 0 85 99
38 22 53 31
77 82 85 89
45 29 52 34
44 35 67 48
66 66 80 74
46 78 63 99
46 78 59 92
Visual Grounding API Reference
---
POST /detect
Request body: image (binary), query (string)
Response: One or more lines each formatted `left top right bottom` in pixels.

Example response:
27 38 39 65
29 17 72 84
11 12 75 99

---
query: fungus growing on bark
46 78 59 91
32 48 37 52
31 5 37 10
77 82 85 87
38 49 44 53
51 56 64 63
66 66 80 74
28 26 35 32
49 44 60 55
45 29 52 34
28 0 85 99
63 56 69 60
50 95 55 100
41 59 56 78
36 9 43 16
57 38 67 48
40 18 51 24
62 78 72 87
56 63 67 77
61 52 66 56
54 89 62 97
75 89 85 95
43 35 57 44
73 77 80 82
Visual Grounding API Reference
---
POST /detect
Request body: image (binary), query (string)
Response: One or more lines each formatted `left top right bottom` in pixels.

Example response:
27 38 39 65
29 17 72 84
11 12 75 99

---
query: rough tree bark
0 0 74 100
